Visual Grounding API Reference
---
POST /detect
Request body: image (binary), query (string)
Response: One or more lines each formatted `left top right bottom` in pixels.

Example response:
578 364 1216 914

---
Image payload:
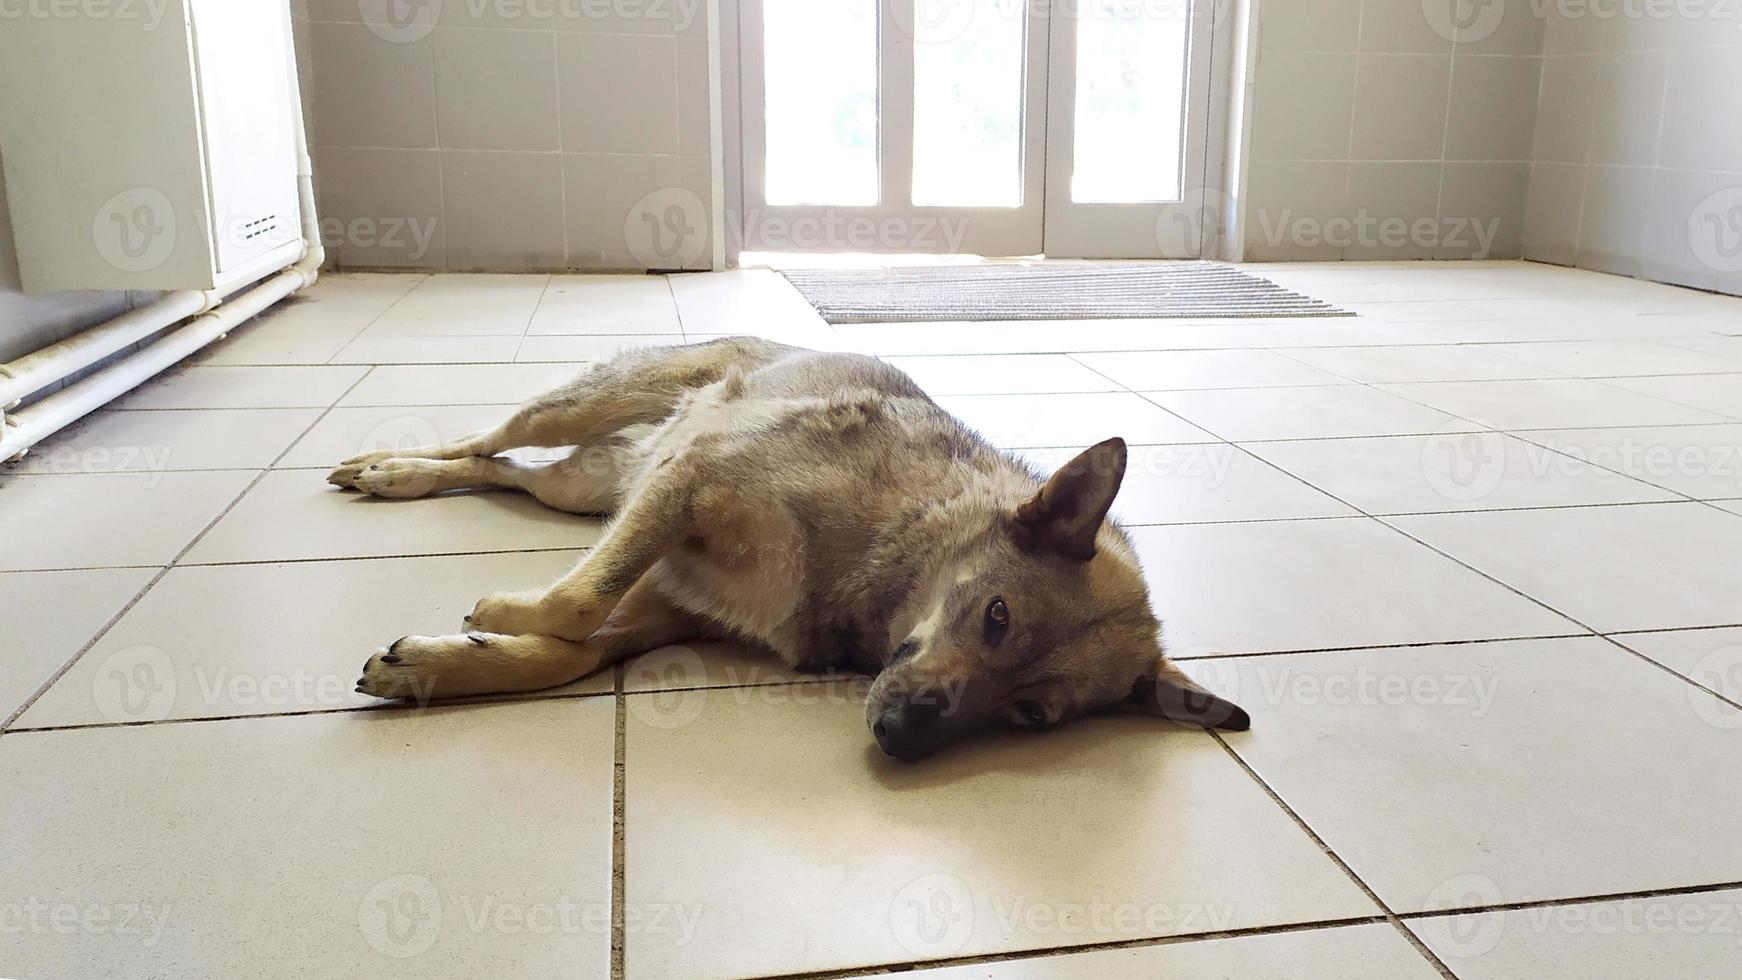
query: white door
737 0 1219 258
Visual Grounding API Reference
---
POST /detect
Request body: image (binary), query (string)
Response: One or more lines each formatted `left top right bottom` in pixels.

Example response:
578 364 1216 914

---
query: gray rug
779 262 1349 323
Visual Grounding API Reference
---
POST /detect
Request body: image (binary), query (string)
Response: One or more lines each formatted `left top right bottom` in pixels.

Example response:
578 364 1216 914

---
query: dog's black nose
873 699 943 760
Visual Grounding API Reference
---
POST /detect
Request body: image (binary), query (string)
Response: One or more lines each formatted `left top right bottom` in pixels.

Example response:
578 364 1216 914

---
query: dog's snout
873 698 944 760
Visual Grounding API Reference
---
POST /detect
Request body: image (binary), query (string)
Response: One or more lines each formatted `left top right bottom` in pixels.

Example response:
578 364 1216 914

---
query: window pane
911 0 1026 207
1071 0 1189 203
763 0 879 206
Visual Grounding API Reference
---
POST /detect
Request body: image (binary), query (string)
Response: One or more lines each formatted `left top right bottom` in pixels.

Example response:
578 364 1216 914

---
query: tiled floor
4 262 1742 979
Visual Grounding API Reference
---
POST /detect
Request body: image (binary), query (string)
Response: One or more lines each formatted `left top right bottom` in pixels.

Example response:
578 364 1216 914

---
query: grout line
1392 878 1742 921
610 665 628 980
1 369 379 733
1206 731 1458 980
515 275 558 363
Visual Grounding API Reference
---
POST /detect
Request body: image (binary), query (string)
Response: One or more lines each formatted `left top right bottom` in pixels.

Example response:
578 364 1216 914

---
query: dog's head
865 437 1249 761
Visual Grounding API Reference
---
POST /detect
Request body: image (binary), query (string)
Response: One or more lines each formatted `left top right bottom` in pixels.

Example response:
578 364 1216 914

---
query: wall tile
1657 46 1742 172
439 151 567 269
1586 50 1668 167
1249 51 1358 160
676 36 712 159
433 28 559 151
1646 169 1742 293
1445 56 1542 161
314 147 447 268
1262 0 1362 51
1351 54 1452 160
557 34 679 154
562 154 698 270
1523 162 1586 266
1439 161 1531 259
1576 165 1654 277
1345 161 1443 259
1361 0 1455 54
309 22 437 149
1454 0 1548 55
1531 55 1597 165
1542 6 1608 54
1243 160 1350 261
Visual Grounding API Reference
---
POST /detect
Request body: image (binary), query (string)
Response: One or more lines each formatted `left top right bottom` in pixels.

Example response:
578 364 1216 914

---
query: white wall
1524 4 1742 297
303 0 714 272
1241 0 1543 261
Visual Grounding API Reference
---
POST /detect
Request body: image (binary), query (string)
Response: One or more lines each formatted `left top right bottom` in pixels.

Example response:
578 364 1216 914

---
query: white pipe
0 2 326 460
2 270 306 455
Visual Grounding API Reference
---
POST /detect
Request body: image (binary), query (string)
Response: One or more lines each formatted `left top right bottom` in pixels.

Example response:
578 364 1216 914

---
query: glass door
738 0 1216 258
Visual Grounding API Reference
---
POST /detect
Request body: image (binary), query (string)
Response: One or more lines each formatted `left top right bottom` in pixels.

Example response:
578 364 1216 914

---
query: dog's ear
1013 437 1126 560
1128 661 1250 731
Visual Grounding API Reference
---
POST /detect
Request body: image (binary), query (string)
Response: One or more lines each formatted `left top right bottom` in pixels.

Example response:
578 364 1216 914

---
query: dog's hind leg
346 445 629 512
328 338 788 488
357 573 721 701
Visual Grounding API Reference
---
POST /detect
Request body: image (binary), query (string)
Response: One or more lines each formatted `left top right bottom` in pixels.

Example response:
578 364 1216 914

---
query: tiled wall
302 0 714 272
1242 0 1543 261
1524 6 1742 297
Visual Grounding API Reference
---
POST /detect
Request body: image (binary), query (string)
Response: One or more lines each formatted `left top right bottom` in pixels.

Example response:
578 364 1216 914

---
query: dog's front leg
467 463 698 640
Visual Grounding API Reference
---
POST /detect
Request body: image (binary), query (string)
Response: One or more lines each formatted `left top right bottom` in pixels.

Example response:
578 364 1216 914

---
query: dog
328 337 1249 759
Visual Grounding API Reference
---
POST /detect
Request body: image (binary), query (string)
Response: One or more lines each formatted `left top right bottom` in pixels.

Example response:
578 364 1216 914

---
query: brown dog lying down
329 337 1249 760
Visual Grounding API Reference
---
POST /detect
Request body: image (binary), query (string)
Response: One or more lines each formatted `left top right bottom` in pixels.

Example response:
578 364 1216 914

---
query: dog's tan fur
330 338 1247 758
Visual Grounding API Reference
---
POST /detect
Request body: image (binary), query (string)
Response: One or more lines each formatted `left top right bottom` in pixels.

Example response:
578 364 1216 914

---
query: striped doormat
779 262 1349 323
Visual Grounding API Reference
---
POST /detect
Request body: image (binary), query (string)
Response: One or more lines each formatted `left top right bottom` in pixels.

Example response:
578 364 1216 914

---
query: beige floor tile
1072 349 1352 390
833 318 1420 356
0 568 155 722
514 333 688 363
0 700 614 979
195 275 424 366
933 392 1216 448
1390 502 1742 631
526 275 682 335
181 471 601 564
1506 423 1742 499
1603 627 1742 726
1604 374 1742 419
1412 888 1742 979
1129 519 1578 656
886 355 1121 395
1491 340 1742 378
907 923 1441 979
8 409 322 473
329 334 522 365
623 681 1376 977
1018 445 1357 525
117 365 369 410
1380 379 1729 430
621 642 828 697
277 405 521 469
363 272 549 336
1244 433 1674 515
0 472 256 571
1275 344 1561 383
17 552 608 729
1197 639 1742 912
1142 386 1471 441
337 363 585 407
669 269 829 338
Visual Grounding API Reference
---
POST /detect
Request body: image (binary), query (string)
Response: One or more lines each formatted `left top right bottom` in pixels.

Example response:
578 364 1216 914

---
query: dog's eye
984 597 1010 646
1015 700 1048 726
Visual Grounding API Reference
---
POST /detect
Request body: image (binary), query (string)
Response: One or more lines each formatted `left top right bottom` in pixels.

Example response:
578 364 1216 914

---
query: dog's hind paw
348 459 452 498
327 450 400 489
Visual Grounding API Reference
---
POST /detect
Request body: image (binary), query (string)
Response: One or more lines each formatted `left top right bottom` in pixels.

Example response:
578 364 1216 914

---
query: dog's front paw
327 450 399 489
464 590 547 635
350 459 450 499
356 634 489 701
